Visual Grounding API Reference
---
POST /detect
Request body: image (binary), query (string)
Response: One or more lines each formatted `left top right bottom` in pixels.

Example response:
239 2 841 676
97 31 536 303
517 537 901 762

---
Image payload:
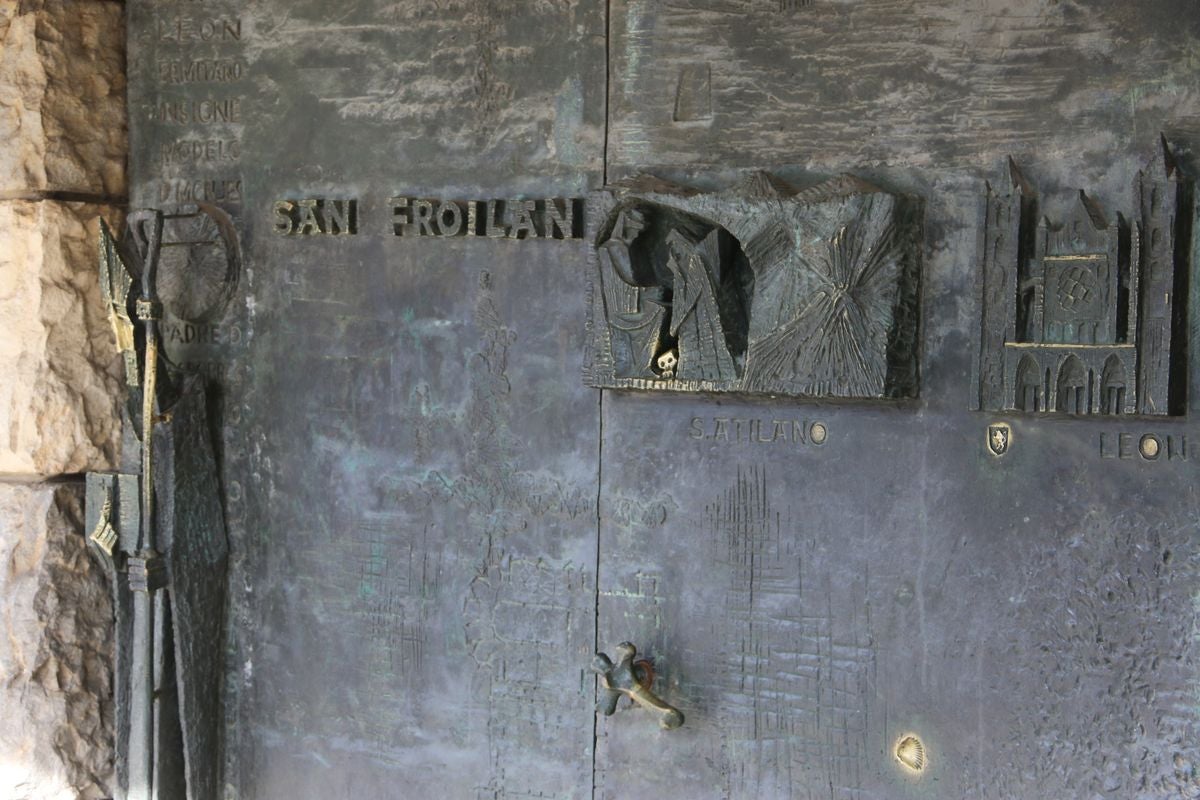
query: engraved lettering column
134 6 245 210
126 2 252 795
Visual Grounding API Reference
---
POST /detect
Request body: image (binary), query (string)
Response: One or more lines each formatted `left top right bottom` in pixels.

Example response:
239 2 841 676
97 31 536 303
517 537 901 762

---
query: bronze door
124 1 1200 797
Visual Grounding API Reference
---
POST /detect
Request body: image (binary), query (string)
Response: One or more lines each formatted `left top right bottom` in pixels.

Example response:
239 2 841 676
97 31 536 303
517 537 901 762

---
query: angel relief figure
596 207 667 378
595 203 746 383
663 228 737 381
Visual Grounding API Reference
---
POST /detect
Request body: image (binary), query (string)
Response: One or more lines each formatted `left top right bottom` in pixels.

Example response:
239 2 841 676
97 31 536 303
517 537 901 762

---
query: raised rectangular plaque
584 171 922 399
976 137 1192 416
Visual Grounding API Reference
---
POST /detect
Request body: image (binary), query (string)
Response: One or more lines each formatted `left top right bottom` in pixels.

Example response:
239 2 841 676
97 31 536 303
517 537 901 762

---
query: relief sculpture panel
585 172 922 399
975 138 1193 417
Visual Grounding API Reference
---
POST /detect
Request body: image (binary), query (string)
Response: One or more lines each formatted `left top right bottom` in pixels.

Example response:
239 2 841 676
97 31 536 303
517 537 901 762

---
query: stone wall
0 2 125 797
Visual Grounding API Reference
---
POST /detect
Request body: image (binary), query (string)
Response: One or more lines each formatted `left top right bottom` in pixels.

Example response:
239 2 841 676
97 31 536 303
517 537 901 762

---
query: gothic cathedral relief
976 138 1193 417
584 172 922 399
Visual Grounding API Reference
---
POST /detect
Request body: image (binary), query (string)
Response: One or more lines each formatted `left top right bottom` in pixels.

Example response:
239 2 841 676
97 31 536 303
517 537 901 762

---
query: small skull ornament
656 349 678 379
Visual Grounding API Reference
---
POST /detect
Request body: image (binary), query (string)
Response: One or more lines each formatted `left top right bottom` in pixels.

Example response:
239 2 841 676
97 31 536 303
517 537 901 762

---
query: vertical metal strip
592 2 613 795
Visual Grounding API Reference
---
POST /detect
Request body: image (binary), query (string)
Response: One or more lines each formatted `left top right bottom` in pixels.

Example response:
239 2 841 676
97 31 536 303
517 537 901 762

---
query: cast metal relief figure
596 207 665 378
596 205 739 381
664 227 738 382
585 171 922 399
87 205 235 800
975 137 1191 417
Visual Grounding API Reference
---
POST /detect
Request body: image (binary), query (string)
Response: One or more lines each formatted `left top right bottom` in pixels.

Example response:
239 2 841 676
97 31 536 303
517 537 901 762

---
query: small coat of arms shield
987 423 1011 457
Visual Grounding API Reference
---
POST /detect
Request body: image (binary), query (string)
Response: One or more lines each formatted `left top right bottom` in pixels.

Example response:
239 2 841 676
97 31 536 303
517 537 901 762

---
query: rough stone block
0 0 127 197
0 200 123 476
0 481 113 800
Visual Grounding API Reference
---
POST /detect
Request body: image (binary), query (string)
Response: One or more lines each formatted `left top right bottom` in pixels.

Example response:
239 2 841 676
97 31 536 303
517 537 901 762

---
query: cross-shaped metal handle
591 642 684 730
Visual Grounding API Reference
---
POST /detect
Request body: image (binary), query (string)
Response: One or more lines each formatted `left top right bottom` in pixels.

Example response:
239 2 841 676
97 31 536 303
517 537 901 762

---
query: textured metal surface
594 6 1200 792
585 172 922 398
86 472 139 797
128 1 605 797
607 0 1200 172
125 1 1200 798
154 377 230 800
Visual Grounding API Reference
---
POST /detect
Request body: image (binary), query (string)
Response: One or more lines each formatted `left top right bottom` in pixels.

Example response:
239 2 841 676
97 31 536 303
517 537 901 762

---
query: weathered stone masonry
0 2 125 797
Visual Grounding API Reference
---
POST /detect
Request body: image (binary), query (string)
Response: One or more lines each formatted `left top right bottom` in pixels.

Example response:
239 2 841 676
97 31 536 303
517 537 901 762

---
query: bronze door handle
591 642 684 730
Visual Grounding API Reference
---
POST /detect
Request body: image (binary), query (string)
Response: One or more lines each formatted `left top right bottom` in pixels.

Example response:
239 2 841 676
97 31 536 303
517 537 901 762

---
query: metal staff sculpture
129 208 165 800
88 205 234 800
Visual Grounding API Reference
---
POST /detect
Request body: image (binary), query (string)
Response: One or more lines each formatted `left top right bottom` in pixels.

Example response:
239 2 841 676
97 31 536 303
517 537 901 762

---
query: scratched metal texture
127 0 605 797
599 0 1200 795
154 378 230 800
608 0 1200 172
123 0 1200 798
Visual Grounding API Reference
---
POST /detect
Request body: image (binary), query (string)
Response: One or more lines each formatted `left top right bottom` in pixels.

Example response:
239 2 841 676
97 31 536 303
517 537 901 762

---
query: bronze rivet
1140 434 1161 459
810 422 828 445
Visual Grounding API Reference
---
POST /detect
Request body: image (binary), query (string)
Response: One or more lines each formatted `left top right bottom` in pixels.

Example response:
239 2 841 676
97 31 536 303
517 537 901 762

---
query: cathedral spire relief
975 137 1192 417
